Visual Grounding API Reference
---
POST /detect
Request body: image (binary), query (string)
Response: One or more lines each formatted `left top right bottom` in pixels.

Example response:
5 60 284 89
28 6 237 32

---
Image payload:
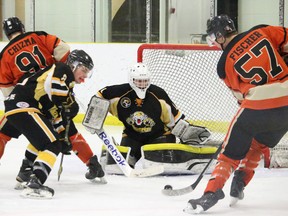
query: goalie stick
82 95 164 177
161 143 222 196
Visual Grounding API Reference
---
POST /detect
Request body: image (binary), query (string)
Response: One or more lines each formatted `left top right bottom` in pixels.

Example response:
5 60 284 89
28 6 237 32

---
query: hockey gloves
62 93 79 120
172 119 211 145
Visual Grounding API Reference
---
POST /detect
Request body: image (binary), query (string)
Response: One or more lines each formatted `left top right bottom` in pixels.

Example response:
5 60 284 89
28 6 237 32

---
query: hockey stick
57 114 71 181
82 95 164 177
95 128 164 177
161 143 222 196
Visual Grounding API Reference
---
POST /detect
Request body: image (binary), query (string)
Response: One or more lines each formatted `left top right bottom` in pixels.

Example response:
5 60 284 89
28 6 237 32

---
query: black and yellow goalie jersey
97 83 184 143
4 62 75 132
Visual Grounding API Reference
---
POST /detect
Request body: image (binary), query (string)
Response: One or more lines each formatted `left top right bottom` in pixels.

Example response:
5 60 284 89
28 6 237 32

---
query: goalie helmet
67 49 94 77
206 14 236 47
129 63 151 99
2 16 25 38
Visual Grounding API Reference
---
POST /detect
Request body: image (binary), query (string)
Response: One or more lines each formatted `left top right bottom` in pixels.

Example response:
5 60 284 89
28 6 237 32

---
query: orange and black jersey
0 31 70 88
217 25 288 110
97 83 184 143
4 62 75 132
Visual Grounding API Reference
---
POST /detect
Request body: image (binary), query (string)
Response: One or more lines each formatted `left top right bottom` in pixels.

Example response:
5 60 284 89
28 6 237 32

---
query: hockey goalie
90 63 219 176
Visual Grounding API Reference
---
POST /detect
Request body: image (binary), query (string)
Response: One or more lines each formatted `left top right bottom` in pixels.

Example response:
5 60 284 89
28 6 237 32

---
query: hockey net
137 43 288 168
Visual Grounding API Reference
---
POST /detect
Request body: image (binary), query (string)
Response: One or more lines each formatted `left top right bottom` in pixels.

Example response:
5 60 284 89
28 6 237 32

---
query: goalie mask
67 49 94 78
206 14 236 48
129 63 151 99
3 16 25 38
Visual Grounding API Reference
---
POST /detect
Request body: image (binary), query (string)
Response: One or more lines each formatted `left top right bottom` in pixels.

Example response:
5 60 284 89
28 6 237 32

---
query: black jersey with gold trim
4 62 75 120
98 83 184 143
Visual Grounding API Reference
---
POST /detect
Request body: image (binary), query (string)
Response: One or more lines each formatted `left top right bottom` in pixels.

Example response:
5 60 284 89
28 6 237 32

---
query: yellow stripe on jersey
51 89 69 97
5 107 42 117
51 76 69 96
28 112 57 142
35 70 50 101
27 143 39 156
36 150 57 168
51 76 67 86
159 99 173 126
0 115 8 129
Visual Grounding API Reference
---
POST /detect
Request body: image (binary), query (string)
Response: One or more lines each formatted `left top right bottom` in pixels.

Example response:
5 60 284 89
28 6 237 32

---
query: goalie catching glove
171 119 211 145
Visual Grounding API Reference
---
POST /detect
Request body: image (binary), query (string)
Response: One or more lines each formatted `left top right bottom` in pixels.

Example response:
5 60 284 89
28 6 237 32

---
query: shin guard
70 133 93 164
238 139 266 185
205 153 239 193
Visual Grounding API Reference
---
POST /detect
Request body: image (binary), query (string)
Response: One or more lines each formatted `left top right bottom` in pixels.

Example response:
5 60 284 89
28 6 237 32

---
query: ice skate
184 189 225 214
230 170 245 206
20 174 54 199
14 159 33 190
86 155 107 184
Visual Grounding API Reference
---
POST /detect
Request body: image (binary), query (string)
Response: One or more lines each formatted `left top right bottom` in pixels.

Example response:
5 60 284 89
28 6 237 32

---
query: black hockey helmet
2 16 25 38
67 49 94 71
206 14 236 45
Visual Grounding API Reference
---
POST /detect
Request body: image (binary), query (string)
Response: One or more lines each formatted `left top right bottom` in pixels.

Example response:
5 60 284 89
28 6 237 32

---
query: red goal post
137 43 288 168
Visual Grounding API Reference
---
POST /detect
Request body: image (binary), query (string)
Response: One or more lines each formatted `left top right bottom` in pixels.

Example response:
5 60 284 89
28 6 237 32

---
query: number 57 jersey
217 24 288 110
0 31 70 89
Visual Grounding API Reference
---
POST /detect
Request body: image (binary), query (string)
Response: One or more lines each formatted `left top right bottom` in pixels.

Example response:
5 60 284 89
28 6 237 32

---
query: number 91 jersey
0 31 69 88
217 24 288 110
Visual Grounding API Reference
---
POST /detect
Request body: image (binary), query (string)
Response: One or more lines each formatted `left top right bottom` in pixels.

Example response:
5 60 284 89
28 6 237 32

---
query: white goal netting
137 44 288 168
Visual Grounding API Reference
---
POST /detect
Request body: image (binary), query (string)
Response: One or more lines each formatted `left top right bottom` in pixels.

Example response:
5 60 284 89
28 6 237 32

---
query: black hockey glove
62 100 79 120
62 92 79 119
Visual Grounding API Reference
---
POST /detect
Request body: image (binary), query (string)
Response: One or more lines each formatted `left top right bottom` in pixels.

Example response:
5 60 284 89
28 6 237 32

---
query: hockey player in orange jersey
184 14 288 214
0 17 104 187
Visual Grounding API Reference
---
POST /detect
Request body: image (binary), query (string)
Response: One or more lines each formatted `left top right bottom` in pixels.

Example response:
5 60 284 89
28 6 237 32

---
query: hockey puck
164 185 173 190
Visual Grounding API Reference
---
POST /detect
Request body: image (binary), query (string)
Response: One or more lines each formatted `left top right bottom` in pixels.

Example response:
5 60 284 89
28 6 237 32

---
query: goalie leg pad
105 146 132 165
142 143 217 163
141 143 217 175
101 146 134 175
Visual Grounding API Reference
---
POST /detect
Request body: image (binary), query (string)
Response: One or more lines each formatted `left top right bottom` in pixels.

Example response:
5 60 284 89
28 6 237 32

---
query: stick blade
161 186 193 196
130 165 164 177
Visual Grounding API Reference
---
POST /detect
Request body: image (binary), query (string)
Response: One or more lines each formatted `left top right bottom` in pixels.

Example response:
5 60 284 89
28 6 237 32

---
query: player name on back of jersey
8 37 37 56
229 31 262 60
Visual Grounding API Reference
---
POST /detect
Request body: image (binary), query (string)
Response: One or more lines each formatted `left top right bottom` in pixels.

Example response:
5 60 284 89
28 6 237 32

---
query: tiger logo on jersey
126 111 155 133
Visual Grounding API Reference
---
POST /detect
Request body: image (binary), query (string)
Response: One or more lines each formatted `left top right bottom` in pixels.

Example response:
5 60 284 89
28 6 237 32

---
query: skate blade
14 182 28 190
89 177 108 184
229 197 239 207
183 203 204 214
20 188 53 199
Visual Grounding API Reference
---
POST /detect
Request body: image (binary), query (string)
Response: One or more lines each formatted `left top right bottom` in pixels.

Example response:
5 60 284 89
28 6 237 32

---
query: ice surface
1 124 288 216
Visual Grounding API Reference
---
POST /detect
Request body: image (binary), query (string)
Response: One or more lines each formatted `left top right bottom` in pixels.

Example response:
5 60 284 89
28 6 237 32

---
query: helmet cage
129 63 151 99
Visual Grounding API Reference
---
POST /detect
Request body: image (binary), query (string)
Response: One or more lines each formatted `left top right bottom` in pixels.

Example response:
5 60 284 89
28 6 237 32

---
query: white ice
1 124 288 216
